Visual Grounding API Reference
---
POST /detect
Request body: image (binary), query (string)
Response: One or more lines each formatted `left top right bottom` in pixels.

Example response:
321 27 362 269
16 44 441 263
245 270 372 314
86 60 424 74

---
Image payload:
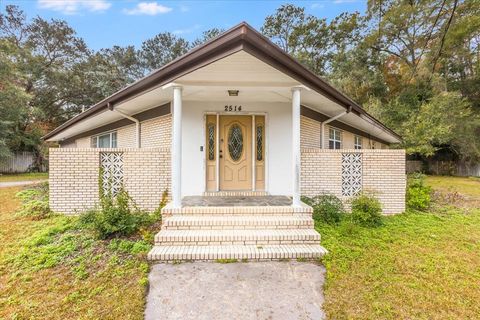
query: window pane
329 141 334 149
335 141 341 149
329 129 334 139
98 134 111 148
111 132 117 148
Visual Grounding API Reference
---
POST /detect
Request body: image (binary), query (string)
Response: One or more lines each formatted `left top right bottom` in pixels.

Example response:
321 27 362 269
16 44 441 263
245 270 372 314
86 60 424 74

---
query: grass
0 172 48 182
319 175 480 319
425 175 480 198
1 175 479 319
0 186 155 320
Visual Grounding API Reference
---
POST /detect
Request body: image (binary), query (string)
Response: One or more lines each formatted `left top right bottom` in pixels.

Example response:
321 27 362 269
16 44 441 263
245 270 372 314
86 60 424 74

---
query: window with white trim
91 131 117 148
354 135 363 149
329 128 342 149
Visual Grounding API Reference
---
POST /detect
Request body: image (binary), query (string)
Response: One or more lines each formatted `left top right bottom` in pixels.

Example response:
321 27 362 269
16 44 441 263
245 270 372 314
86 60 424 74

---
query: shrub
350 193 383 227
79 188 157 239
406 173 432 211
302 194 346 224
16 182 51 219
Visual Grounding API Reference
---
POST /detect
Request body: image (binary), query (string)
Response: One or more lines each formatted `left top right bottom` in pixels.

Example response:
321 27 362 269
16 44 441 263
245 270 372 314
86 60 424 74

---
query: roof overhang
44 22 401 143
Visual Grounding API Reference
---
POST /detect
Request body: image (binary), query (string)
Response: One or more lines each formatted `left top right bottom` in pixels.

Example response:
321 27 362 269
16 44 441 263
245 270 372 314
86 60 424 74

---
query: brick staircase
147 198 327 262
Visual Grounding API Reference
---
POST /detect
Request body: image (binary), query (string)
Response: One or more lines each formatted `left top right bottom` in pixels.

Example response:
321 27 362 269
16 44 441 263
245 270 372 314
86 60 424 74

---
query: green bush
302 194 346 224
406 173 432 210
16 182 51 219
79 188 158 239
350 193 383 227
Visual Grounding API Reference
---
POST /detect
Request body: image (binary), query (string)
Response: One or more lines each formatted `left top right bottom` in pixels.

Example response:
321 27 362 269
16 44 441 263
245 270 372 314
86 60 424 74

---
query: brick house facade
44 23 405 261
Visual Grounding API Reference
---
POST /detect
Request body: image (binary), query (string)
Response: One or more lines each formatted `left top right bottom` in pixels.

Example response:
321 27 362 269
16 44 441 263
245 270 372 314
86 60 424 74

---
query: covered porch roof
44 22 401 144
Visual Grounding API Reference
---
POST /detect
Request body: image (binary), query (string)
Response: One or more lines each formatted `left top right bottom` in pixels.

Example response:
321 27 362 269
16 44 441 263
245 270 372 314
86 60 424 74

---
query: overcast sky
4 0 366 51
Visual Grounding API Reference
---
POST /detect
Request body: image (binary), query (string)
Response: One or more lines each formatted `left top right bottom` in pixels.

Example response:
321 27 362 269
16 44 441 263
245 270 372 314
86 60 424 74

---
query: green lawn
318 175 480 319
1 176 479 319
0 186 151 319
425 175 480 198
0 172 48 182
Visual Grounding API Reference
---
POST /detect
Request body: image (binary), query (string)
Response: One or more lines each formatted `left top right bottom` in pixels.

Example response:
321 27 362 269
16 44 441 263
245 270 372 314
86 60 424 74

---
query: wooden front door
219 115 252 190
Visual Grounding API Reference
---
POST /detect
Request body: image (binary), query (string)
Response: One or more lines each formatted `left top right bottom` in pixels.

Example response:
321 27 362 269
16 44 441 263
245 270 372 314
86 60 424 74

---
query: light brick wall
141 115 171 148
49 148 170 214
117 125 136 148
301 149 406 214
76 136 90 148
71 114 172 148
49 148 99 214
123 148 170 211
300 115 387 149
300 116 321 148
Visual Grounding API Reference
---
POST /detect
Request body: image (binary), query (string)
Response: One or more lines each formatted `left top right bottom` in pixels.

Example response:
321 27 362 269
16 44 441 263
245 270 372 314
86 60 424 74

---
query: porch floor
182 195 292 207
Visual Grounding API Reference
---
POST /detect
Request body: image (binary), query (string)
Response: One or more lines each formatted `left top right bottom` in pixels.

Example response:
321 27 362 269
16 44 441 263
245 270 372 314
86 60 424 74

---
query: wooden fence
0 152 47 173
406 160 480 177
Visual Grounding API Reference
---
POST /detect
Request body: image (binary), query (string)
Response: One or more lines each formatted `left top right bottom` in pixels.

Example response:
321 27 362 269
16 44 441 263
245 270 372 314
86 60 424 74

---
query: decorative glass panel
256 125 263 161
228 124 243 161
100 152 123 197
208 123 215 161
341 153 362 196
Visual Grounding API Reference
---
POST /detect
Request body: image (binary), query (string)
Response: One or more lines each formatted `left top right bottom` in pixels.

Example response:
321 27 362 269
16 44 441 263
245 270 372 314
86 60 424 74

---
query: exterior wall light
228 90 239 96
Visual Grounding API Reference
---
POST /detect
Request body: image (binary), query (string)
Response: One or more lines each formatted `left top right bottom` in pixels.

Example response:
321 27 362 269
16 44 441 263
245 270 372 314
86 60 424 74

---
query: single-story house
44 22 406 262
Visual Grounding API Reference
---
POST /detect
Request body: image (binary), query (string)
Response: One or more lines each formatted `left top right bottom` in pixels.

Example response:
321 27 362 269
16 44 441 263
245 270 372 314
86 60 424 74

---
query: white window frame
354 135 363 149
328 127 342 150
91 131 117 148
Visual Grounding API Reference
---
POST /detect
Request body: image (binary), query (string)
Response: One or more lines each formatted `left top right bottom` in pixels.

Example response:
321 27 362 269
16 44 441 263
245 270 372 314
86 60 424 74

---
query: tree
401 92 479 158
0 39 30 159
78 46 143 105
139 32 189 72
191 28 225 47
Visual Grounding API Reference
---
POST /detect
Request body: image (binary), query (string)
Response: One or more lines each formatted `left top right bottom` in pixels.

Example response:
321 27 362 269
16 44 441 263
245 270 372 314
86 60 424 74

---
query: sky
4 0 366 51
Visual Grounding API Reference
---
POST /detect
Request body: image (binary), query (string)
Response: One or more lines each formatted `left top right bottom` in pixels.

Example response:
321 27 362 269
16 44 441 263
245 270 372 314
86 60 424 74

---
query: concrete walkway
145 261 326 320
0 180 47 188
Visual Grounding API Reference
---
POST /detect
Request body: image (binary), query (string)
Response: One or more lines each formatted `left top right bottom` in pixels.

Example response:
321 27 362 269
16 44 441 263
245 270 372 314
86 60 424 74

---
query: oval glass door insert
228 124 243 161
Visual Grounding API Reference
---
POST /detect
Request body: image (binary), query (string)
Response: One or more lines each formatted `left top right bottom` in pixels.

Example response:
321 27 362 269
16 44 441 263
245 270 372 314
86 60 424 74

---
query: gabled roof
44 22 401 142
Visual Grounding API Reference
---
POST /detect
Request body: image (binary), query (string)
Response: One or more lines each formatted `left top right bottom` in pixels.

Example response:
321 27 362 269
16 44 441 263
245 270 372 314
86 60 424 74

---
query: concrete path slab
145 261 325 320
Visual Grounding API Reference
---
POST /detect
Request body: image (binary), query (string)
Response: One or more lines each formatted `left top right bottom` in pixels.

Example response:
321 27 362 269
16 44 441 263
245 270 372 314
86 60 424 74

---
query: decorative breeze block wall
100 152 124 196
301 149 406 214
49 148 170 214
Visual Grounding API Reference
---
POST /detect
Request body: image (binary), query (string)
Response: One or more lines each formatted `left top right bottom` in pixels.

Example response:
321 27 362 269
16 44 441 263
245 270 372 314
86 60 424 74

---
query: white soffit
47 110 121 141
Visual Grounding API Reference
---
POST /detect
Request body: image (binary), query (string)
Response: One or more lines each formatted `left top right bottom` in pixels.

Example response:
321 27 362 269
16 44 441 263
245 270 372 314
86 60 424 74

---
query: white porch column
291 87 302 206
172 85 183 208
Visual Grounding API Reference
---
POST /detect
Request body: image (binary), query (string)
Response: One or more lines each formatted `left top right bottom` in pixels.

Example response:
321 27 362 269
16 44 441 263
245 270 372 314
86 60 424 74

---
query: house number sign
224 105 242 112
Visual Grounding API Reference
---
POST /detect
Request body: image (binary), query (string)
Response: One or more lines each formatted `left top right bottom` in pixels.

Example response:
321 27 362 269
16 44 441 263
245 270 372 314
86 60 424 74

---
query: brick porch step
162 215 314 230
162 205 312 216
154 229 321 246
147 244 328 262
